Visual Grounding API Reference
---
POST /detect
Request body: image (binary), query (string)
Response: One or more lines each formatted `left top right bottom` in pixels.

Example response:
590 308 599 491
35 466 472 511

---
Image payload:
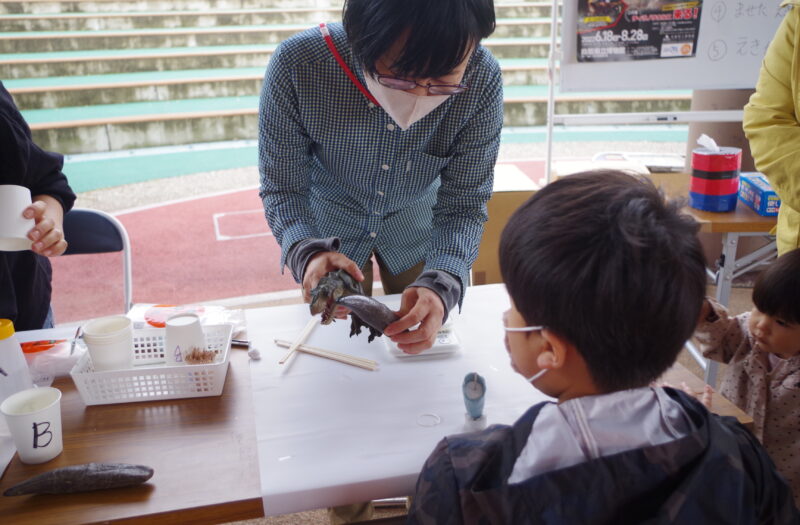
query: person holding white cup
1 81 76 330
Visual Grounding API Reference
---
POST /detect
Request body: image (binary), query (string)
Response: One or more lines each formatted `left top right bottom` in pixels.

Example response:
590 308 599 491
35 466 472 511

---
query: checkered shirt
258 23 503 300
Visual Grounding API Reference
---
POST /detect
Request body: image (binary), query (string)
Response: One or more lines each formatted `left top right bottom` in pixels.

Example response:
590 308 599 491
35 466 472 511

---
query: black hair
342 0 496 79
752 248 800 325
499 171 707 392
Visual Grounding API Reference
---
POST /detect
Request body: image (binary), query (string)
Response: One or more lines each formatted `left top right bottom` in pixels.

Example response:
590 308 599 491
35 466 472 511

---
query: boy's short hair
343 0 496 79
499 171 706 392
753 248 800 325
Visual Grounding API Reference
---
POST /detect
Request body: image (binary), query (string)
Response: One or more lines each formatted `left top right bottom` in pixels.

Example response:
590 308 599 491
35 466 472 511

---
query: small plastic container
0 319 35 433
0 319 34 401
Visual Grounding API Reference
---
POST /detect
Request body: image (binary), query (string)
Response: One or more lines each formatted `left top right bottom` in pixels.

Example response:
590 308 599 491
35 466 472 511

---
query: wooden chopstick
274 339 378 371
278 317 318 364
274 339 377 369
274 340 377 368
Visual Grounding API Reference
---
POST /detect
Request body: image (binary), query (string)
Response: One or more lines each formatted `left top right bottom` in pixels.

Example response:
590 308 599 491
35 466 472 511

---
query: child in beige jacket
696 248 800 506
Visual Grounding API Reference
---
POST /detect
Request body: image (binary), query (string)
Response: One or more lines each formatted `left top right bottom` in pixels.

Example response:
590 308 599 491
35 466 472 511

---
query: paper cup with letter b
164 313 207 365
1 387 63 464
0 185 35 252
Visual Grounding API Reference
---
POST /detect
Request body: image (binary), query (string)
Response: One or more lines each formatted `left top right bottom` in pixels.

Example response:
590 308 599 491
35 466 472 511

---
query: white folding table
247 283 547 517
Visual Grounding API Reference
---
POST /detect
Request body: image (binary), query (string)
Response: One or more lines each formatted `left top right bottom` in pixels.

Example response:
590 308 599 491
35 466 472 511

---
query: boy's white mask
525 368 548 384
364 74 450 130
504 324 548 384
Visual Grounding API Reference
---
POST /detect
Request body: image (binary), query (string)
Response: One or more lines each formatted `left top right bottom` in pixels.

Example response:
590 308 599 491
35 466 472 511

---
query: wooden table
0 331 262 525
650 172 778 385
650 172 777 235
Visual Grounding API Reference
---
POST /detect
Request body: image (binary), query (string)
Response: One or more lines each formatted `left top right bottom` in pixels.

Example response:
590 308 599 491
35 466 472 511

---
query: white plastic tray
70 324 233 405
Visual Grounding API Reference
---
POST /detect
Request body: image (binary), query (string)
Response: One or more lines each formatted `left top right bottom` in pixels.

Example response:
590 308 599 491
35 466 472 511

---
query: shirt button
369 232 377 238
374 211 380 215
381 164 390 171
377 191 385 196
368 103 376 109
386 123 395 131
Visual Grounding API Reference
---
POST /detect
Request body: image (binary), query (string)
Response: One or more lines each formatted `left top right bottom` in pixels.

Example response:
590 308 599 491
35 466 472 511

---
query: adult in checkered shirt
259 0 503 354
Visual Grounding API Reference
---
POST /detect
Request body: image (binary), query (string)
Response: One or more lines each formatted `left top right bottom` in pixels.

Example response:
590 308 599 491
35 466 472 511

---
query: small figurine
462 373 487 429
308 270 398 343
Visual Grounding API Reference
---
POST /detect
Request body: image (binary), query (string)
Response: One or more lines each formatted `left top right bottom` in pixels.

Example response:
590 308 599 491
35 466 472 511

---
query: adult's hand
24 195 67 257
302 251 364 302
384 287 444 354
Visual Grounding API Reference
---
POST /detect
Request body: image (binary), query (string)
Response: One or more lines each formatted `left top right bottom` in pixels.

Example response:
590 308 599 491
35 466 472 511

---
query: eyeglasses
501 313 548 384
376 74 468 95
504 325 544 333
501 310 544 333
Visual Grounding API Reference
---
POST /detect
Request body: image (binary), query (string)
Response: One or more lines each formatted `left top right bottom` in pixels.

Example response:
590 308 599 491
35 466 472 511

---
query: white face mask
525 368 548 384
504 324 548 384
364 74 450 131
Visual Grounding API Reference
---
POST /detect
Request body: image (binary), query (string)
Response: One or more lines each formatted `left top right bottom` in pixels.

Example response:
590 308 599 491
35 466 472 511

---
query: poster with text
577 1 703 62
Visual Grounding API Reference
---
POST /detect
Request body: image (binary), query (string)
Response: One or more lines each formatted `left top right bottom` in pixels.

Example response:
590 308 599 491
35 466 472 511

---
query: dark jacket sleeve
723 415 800 523
0 82 75 213
407 438 463 525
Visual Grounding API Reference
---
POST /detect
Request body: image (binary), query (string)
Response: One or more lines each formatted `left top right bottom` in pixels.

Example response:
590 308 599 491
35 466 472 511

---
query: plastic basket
70 324 233 406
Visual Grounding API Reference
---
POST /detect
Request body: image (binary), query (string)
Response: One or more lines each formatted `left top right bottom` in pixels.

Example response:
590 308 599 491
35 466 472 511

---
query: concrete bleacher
1 0 690 157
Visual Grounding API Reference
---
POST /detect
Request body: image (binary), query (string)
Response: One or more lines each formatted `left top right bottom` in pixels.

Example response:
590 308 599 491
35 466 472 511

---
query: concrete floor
228 507 407 525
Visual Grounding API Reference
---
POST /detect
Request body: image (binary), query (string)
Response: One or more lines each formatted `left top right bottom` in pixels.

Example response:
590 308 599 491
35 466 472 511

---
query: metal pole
545 0 559 184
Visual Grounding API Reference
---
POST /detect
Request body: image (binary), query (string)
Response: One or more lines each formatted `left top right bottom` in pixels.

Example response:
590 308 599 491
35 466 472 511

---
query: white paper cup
82 315 133 371
164 313 206 365
0 185 35 252
1 387 63 464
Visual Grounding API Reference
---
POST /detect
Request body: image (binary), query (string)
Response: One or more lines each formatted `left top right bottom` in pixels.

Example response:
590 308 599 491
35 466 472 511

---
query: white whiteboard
560 0 789 92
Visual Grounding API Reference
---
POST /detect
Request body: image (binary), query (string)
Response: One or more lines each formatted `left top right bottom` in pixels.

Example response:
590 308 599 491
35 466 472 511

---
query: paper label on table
385 328 460 358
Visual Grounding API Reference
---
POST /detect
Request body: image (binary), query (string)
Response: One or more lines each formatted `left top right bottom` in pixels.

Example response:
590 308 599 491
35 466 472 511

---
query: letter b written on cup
1 387 63 464
32 420 54 448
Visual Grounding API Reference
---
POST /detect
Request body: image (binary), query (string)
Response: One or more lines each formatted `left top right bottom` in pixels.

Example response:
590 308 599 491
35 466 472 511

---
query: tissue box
738 172 781 216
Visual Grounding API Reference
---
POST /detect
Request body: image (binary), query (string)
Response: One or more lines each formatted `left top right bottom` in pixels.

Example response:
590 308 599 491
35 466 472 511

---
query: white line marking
213 209 272 241
116 185 260 216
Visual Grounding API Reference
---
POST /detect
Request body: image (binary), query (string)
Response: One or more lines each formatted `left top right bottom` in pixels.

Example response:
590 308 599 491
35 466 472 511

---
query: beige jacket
695 299 800 506
744 1 800 254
